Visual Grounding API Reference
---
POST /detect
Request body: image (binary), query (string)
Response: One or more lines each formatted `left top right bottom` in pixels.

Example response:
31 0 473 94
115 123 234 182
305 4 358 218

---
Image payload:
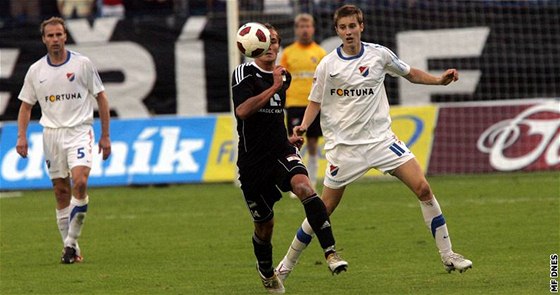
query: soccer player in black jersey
231 24 348 294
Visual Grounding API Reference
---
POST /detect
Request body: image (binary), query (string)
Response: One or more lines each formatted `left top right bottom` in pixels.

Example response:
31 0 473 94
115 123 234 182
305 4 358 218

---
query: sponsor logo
286 155 302 163
0 118 213 189
330 88 375 97
39 79 47 83
477 103 560 171
45 92 83 103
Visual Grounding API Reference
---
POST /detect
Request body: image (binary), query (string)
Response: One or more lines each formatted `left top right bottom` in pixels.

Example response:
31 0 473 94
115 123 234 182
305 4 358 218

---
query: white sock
419 196 452 256
307 154 318 189
65 195 88 248
282 218 315 269
56 206 70 243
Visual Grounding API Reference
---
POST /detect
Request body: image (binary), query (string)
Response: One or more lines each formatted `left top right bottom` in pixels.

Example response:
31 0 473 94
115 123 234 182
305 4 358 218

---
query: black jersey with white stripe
231 62 292 169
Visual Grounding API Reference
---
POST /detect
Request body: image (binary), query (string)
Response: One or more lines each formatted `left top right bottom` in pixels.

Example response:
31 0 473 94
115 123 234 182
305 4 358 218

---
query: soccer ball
236 22 271 58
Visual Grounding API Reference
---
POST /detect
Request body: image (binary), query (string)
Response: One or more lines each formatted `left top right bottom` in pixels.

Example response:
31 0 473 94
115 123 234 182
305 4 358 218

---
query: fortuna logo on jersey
329 164 339 176
330 88 375 97
45 92 83 102
359 66 369 77
66 72 75 81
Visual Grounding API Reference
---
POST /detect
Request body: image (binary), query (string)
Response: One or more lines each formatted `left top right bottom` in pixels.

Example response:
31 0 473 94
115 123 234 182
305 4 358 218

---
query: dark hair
333 4 364 27
40 17 66 36
263 23 281 45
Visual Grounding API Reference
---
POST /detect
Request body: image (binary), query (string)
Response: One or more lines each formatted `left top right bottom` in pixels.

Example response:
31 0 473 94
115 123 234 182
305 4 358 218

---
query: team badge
359 66 369 77
329 164 339 176
66 72 75 82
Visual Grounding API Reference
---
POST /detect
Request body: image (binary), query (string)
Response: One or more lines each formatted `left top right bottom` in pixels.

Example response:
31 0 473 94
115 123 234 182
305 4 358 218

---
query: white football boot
442 252 473 273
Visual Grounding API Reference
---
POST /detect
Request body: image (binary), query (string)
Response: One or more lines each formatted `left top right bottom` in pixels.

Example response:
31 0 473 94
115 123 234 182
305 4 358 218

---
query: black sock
302 194 335 254
252 233 273 277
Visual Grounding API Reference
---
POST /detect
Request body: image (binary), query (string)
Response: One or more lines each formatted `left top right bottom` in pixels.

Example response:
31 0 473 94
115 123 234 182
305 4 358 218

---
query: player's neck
254 59 274 71
342 42 361 56
48 49 68 65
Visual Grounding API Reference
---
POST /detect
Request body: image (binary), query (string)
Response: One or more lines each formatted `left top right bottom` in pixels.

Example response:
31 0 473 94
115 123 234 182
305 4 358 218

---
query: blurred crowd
0 0 210 28
1 0 553 29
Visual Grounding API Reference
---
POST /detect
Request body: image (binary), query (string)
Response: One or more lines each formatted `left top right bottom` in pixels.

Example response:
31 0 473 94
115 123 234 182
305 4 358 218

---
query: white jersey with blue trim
309 42 410 150
18 50 105 128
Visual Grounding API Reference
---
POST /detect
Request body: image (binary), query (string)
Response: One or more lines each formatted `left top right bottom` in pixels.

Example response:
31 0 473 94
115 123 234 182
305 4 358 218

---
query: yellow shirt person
280 13 326 190
281 42 326 108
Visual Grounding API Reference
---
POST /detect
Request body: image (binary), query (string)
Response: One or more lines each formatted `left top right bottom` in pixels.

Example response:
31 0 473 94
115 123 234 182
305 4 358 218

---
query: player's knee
72 176 89 194
53 185 71 200
254 220 274 241
291 180 314 198
415 181 432 201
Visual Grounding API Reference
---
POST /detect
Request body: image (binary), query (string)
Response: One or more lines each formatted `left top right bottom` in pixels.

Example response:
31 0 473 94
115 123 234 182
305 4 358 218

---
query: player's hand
98 136 111 160
16 137 28 158
293 125 307 136
289 134 304 149
440 69 459 85
272 65 286 90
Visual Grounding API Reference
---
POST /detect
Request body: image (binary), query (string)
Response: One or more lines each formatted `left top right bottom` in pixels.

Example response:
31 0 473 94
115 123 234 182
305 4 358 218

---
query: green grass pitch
1 171 558 294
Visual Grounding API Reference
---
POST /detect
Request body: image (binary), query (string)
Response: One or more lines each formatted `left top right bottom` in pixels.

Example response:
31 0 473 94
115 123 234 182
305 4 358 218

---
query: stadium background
0 0 558 190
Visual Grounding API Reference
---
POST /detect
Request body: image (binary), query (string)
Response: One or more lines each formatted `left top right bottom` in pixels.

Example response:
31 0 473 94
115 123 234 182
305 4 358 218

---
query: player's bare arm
404 67 459 85
294 101 321 136
95 91 112 160
16 101 33 158
235 65 285 120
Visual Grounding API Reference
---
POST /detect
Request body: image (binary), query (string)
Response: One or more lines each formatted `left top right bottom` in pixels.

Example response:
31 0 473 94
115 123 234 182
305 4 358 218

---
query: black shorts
238 145 308 223
286 107 322 138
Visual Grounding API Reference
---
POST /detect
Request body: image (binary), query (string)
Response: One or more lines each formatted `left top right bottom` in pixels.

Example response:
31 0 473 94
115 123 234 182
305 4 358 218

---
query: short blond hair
294 13 314 27
40 17 66 36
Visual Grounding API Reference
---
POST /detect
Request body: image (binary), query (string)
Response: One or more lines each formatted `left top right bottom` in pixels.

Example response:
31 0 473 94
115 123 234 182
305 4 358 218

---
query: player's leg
63 165 90 262
305 136 319 189
240 177 285 293
52 177 71 244
43 128 78 263
278 184 346 281
305 113 322 190
392 158 472 273
61 126 94 263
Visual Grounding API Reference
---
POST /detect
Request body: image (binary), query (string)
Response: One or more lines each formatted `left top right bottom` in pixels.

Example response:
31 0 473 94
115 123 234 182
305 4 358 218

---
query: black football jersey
231 62 292 169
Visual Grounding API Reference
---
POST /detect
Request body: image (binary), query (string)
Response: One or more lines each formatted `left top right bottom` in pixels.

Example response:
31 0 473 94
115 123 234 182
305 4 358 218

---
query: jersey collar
337 42 365 60
46 50 71 67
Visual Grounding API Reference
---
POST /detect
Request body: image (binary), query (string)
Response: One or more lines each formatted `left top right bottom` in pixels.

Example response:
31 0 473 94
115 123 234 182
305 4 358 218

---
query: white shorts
323 137 415 189
43 125 94 179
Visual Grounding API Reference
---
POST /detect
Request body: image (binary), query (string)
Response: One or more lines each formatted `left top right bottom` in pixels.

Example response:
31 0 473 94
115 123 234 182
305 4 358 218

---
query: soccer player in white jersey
16 17 111 264
276 4 472 280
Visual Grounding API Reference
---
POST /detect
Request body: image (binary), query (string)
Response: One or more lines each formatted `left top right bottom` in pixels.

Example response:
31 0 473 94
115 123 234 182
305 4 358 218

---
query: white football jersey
309 42 410 150
18 50 105 128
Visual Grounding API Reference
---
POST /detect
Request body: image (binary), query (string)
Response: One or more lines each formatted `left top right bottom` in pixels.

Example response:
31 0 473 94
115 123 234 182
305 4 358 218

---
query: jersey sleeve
84 58 105 97
382 46 411 77
18 66 38 105
231 64 255 109
308 58 326 103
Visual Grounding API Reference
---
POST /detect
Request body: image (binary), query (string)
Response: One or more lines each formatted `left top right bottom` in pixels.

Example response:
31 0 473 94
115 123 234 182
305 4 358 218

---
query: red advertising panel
428 101 560 174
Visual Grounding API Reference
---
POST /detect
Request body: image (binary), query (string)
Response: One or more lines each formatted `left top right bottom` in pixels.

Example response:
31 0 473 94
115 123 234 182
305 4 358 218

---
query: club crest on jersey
359 66 369 77
66 72 75 82
329 164 339 176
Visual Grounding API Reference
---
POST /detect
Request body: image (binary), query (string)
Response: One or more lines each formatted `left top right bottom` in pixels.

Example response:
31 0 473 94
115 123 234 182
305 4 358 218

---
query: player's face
257 29 280 62
42 24 67 55
335 15 363 54
295 20 315 45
